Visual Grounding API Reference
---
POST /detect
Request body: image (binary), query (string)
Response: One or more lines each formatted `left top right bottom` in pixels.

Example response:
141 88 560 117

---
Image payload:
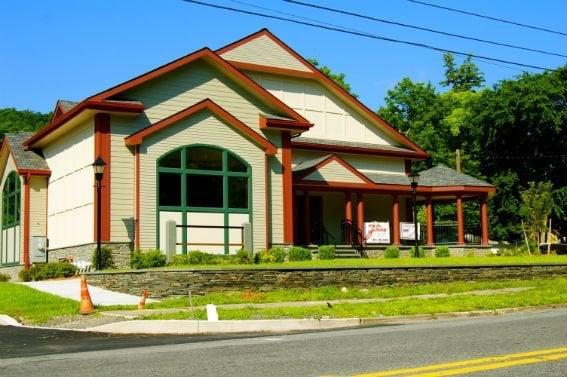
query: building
0 29 494 271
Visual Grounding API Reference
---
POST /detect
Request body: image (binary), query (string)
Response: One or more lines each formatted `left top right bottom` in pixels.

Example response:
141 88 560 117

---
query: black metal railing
432 221 481 245
340 219 367 258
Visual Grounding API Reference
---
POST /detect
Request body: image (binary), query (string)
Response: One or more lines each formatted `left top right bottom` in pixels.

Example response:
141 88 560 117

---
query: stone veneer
86 264 567 298
0 265 23 281
48 242 132 268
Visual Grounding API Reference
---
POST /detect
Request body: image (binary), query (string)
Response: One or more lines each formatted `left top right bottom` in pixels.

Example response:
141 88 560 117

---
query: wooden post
547 218 552 255
426 197 434 246
357 193 364 232
480 197 489 246
456 149 461 173
456 195 465 245
521 220 531 256
392 194 400 245
304 191 311 245
345 192 352 243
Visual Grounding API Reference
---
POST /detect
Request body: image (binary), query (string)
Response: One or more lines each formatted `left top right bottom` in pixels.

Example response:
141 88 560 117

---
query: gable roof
125 99 277 155
217 29 428 155
2 132 50 175
87 47 311 126
293 154 374 184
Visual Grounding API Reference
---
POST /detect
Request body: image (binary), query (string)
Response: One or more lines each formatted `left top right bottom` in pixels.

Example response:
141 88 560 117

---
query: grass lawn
0 282 78 324
130 255 567 271
141 277 567 321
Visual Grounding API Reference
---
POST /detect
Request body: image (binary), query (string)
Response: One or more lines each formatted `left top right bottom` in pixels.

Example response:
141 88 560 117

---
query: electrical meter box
31 236 47 263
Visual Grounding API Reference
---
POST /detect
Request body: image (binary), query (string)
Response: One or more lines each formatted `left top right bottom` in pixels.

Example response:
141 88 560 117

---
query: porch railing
340 219 367 258
432 221 481 245
175 224 244 249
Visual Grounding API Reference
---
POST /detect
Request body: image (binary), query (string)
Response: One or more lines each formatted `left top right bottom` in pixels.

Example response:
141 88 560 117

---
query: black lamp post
92 157 106 270
409 171 420 257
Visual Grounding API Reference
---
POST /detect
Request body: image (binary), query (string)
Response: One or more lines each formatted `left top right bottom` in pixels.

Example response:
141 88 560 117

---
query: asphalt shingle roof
419 165 493 187
292 155 331 172
4 132 50 172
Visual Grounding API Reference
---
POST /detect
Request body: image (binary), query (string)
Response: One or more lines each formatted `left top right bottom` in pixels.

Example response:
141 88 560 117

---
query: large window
157 146 251 254
2 171 21 229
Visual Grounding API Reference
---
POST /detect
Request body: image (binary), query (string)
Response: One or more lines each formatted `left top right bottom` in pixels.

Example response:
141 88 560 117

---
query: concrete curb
0 314 22 327
86 318 362 334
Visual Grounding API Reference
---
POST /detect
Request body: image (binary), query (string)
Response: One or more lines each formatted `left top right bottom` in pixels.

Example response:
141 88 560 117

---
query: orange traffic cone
138 289 148 310
79 275 95 315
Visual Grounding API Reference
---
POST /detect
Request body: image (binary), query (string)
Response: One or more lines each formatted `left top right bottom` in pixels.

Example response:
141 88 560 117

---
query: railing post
165 220 177 263
242 222 253 256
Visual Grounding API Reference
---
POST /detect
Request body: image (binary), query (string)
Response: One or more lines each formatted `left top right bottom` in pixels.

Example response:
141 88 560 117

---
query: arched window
157 145 251 254
2 171 21 229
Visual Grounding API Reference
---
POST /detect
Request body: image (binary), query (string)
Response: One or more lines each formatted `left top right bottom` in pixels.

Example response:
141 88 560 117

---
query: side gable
294 154 373 185
218 29 427 155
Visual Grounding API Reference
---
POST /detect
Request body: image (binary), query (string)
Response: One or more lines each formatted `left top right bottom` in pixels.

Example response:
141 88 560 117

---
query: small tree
520 182 554 245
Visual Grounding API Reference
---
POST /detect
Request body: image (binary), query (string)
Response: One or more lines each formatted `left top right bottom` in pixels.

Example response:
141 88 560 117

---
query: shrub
187 250 215 265
384 246 400 259
409 246 425 258
254 247 286 264
235 248 253 264
0 272 11 282
434 246 451 258
91 246 115 270
170 254 191 266
288 246 312 261
318 245 336 260
131 249 167 269
18 262 77 281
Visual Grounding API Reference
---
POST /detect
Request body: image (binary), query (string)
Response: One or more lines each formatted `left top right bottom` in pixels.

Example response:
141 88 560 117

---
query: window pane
8 175 15 192
160 150 181 168
159 173 181 207
15 195 20 222
228 176 248 209
186 147 222 171
187 175 223 208
228 154 247 172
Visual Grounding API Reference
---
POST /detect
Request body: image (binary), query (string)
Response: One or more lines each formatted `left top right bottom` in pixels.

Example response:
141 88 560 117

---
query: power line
406 0 567 37
284 0 566 58
182 0 555 71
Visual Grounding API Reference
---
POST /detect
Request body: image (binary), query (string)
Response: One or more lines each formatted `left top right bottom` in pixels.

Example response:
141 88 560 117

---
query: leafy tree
0 108 50 139
520 181 554 244
440 53 484 91
308 58 357 97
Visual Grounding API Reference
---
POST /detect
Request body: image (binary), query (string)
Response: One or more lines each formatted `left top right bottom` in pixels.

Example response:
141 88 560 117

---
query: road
1 309 566 376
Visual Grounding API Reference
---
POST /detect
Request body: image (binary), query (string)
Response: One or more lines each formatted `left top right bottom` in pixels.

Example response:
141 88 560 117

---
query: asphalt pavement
1 309 566 377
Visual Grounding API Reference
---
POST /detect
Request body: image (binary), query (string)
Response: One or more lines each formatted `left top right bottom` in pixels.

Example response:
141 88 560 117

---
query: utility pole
455 149 461 173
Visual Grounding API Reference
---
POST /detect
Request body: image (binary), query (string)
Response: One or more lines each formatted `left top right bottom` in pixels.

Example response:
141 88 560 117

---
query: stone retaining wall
86 264 567 298
48 242 132 268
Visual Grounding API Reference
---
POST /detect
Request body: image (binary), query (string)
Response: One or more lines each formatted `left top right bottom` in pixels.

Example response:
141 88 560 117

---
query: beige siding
43 119 94 249
0 154 23 264
138 110 267 252
220 34 312 72
249 72 403 147
303 160 364 183
269 151 284 245
29 176 47 240
110 60 284 245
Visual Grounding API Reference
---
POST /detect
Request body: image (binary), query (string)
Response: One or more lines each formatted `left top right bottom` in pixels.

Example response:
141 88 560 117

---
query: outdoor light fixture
409 171 420 257
92 157 106 270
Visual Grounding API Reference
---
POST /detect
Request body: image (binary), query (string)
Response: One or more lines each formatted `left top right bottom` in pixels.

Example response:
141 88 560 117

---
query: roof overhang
259 114 313 133
291 139 428 159
0 138 51 177
24 100 144 149
125 99 277 156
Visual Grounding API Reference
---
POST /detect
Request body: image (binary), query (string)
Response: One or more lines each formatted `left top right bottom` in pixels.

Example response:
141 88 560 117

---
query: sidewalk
21 278 157 306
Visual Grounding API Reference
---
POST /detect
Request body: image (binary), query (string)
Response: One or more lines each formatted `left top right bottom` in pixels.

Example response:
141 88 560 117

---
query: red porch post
345 192 352 243
456 195 465 245
392 194 400 245
480 196 489 246
304 190 311 244
426 196 435 246
357 193 364 232
282 132 294 244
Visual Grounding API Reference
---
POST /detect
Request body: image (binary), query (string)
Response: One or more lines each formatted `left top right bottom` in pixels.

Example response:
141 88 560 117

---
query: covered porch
291 157 495 252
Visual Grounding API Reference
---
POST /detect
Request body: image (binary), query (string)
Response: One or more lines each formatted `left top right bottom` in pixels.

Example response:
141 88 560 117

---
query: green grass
141 277 567 320
0 282 78 324
116 255 567 271
143 279 534 309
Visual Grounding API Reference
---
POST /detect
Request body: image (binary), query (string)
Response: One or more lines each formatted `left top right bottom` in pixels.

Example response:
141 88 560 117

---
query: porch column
456 195 465 245
345 192 352 243
282 132 294 244
426 196 435 246
304 190 311 244
392 194 400 245
357 193 364 232
480 196 489 246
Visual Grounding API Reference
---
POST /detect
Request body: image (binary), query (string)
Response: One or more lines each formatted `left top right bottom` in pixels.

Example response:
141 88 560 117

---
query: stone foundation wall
48 242 132 268
86 264 567 298
0 265 23 281
365 247 493 258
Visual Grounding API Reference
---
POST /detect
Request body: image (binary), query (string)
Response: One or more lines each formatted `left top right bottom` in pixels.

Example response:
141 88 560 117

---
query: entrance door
295 194 323 245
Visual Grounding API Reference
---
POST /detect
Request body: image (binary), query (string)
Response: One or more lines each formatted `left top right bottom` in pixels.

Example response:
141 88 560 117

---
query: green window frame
156 145 252 254
2 171 21 230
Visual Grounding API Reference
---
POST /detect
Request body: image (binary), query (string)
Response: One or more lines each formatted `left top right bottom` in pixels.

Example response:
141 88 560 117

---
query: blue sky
1 0 565 114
